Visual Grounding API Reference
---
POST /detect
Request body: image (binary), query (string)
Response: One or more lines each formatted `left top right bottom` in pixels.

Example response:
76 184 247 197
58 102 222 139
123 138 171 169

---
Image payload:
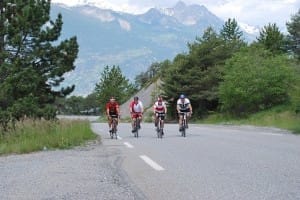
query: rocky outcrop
120 80 162 118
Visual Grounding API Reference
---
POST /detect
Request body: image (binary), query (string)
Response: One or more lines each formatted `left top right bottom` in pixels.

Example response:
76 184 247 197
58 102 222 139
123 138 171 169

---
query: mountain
50 1 254 96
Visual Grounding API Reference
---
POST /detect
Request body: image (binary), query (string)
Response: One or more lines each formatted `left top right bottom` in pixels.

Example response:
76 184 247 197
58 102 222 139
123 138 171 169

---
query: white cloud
51 0 299 31
81 7 115 22
198 0 299 31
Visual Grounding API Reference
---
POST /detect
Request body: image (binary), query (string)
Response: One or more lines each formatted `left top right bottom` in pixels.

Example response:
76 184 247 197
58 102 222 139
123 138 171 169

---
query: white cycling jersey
177 98 191 112
131 100 143 113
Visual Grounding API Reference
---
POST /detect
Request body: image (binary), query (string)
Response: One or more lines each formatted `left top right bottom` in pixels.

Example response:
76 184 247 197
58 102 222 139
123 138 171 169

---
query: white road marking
124 142 134 148
117 136 122 139
140 155 165 171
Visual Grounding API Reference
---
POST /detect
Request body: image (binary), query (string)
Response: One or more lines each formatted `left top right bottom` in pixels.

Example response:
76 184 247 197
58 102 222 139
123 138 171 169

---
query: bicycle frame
133 115 141 138
156 113 164 138
179 112 187 137
110 115 118 139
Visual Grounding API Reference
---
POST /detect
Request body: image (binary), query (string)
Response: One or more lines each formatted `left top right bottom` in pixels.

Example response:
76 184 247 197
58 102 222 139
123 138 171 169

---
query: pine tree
0 0 78 126
257 23 286 54
94 65 136 111
220 18 243 42
286 9 300 60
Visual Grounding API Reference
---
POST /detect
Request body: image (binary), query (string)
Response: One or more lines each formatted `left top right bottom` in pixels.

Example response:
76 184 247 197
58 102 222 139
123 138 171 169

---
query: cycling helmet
134 96 139 100
179 94 185 99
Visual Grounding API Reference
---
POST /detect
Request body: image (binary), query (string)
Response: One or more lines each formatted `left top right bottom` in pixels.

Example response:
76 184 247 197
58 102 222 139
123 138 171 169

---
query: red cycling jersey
106 102 119 115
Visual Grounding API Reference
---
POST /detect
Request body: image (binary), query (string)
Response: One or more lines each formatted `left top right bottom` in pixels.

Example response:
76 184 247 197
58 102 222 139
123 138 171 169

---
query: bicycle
156 113 165 138
179 112 188 137
133 115 141 138
110 114 118 139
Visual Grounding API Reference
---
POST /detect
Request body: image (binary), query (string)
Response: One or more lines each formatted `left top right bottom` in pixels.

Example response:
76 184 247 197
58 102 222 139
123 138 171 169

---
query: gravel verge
0 129 146 200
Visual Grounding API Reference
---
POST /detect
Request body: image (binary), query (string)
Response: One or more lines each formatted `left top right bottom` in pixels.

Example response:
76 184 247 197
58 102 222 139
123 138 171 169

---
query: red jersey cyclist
129 96 144 133
105 97 120 133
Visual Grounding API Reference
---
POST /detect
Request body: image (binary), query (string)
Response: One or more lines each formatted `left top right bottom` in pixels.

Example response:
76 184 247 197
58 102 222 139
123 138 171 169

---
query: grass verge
0 119 98 156
199 106 300 134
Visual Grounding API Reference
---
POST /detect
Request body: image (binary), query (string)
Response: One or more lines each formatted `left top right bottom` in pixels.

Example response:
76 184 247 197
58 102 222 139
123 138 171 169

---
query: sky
51 0 300 32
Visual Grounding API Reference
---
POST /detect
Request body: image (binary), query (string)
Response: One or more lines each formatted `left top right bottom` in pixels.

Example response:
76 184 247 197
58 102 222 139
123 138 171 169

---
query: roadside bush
219 46 294 116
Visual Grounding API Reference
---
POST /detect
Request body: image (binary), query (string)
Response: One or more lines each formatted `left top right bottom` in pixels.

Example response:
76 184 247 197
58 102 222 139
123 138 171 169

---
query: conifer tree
0 0 78 125
257 23 286 54
286 9 300 60
94 65 136 111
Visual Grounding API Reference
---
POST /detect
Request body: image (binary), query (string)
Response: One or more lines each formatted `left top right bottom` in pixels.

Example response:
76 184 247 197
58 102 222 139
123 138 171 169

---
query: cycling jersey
130 100 143 113
106 102 119 115
154 101 166 113
177 98 191 112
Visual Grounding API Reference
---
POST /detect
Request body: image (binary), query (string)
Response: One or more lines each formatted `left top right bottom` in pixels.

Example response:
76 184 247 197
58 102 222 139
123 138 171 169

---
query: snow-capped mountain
239 22 260 35
51 0 149 14
50 1 256 96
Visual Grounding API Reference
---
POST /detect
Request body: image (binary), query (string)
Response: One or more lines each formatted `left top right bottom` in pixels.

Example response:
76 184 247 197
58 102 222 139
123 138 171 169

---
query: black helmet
134 96 139 100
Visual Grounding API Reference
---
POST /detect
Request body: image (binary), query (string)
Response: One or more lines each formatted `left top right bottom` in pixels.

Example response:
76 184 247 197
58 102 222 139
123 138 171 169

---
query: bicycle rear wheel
134 119 139 138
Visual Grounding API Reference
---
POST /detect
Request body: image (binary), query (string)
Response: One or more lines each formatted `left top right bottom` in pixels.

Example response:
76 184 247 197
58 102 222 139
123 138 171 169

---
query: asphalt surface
1 119 300 200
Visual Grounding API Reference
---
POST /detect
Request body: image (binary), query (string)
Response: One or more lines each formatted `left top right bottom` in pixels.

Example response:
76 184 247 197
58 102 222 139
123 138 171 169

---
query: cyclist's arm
189 104 193 114
140 102 144 114
153 103 157 114
129 102 133 113
106 104 110 115
176 104 180 113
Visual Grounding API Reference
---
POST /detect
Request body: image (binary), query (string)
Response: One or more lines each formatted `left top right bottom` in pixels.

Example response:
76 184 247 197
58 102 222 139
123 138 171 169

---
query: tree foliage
0 0 78 130
161 24 245 118
220 18 243 42
256 23 286 54
219 45 294 116
134 62 162 89
94 65 136 112
286 9 300 61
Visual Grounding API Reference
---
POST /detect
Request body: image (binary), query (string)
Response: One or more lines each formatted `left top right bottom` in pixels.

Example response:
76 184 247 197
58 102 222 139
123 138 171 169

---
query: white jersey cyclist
177 95 191 113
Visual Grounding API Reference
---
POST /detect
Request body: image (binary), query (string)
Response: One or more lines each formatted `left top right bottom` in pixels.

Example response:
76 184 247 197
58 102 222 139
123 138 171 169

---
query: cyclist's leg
131 115 136 132
108 115 112 131
116 115 119 126
162 119 165 129
138 115 142 129
186 112 191 128
113 117 118 131
154 113 158 127
178 113 183 130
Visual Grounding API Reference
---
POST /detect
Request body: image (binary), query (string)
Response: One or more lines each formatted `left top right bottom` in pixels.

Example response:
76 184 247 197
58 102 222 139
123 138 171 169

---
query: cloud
80 7 115 22
52 0 299 31
198 0 299 31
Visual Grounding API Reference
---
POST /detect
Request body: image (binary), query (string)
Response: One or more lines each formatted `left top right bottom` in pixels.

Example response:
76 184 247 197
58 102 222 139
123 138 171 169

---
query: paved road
1 120 300 200
93 122 300 200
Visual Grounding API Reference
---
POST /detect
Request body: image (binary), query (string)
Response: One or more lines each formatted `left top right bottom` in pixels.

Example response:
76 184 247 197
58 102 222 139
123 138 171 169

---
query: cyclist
129 96 144 133
176 94 192 131
105 96 120 133
153 95 167 134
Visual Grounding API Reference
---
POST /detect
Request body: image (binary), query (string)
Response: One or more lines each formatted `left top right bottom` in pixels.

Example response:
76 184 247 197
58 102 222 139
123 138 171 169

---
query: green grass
0 119 98 155
199 105 300 134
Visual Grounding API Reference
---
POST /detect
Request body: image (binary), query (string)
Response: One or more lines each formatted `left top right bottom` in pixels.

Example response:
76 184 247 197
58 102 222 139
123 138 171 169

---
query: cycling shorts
155 112 165 120
131 112 142 119
108 112 118 118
